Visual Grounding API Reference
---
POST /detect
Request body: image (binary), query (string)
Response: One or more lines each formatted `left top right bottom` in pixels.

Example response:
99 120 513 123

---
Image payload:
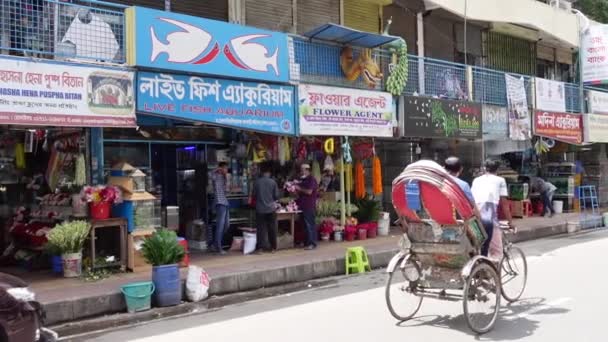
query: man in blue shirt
444 156 474 204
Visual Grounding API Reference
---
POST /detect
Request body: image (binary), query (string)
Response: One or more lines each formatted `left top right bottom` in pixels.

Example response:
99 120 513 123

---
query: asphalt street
82 229 608 342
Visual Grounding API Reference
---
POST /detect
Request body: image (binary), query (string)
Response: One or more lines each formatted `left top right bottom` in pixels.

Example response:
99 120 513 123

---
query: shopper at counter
531 177 557 217
296 164 318 251
211 162 229 255
253 162 280 253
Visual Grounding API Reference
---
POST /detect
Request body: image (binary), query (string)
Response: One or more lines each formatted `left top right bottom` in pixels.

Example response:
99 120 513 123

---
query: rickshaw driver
471 159 514 256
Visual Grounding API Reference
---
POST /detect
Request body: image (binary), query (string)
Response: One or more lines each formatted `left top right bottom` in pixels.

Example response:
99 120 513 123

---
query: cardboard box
127 229 155 272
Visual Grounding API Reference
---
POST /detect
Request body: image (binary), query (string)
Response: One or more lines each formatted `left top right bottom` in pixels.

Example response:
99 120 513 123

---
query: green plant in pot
141 229 185 307
46 220 90 278
353 196 382 223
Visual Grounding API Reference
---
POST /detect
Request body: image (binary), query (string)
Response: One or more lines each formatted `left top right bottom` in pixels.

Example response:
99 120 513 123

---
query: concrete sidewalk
3 212 600 326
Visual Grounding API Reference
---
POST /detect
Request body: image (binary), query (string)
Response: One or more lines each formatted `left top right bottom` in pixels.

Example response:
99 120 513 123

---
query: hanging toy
324 138 335 154
14 143 25 169
372 156 383 195
342 137 352 164
312 159 321 183
323 155 334 172
345 162 353 192
297 139 307 160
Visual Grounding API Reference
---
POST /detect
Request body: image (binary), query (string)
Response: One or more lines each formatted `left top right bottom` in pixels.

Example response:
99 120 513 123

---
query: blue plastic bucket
51 255 63 275
152 264 182 307
121 281 155 313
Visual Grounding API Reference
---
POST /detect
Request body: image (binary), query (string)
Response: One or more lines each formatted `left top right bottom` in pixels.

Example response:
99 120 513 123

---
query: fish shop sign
137 72 296 135
126 7 290 83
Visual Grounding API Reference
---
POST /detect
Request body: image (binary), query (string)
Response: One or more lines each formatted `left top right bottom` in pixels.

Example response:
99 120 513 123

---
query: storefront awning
303 23 400 48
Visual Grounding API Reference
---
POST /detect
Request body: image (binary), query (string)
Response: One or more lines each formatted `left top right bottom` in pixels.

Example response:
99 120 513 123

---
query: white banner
0 57 135 127
582 24 608 84
535 77 566 112
586 89 608 115
505 74 531 141
584 114 608 143
298 84 394 137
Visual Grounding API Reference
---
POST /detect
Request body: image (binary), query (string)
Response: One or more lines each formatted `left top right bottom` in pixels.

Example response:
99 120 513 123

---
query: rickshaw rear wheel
463 262 501 334
385 258 423 321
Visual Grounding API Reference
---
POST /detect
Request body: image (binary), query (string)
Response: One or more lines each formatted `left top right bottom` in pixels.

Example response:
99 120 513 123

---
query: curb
46 221 596 331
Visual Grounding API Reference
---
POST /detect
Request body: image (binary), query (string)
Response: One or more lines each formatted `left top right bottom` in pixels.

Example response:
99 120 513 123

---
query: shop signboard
482 105 508 140
586 89 608 115
297 84 394 137
581 24 608 84
137 72 296 135
402 96 482 139
126 7 289 83
534 110 583 145
505 74 531 141
0 57 135 127
584 114 608 143
535 77 566 112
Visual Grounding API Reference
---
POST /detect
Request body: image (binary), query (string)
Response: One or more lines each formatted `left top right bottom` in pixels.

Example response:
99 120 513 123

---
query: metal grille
564 82 581 113
422 57 467 100
0 0 126 63
472 66 533 107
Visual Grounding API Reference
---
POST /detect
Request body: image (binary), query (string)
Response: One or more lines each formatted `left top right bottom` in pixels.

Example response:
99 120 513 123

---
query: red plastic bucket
90 202 111 220
358 229 367 240
367 228 377 239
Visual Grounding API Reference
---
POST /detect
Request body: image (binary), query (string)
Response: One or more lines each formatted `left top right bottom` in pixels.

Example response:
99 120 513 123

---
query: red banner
534 110 583 144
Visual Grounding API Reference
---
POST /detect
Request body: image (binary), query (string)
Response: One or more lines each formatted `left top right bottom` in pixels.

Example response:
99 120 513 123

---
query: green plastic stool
345 246 371 274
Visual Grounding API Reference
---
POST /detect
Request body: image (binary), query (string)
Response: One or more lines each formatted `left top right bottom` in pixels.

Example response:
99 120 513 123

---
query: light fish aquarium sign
125 7 290 83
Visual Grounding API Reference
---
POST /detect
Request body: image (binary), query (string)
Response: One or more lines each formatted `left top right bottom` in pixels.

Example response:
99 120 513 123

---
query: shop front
297 83 396 240
0 56 136 271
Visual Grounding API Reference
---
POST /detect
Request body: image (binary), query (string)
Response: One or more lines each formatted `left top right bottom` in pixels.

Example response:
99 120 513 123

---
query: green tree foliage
576 0 608 23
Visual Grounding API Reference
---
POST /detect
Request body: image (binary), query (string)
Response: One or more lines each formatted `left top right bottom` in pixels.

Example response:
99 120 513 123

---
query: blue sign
126 7 290 83
137 72 296 135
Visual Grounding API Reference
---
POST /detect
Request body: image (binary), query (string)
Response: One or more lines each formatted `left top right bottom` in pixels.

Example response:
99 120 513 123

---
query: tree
575 0 608 23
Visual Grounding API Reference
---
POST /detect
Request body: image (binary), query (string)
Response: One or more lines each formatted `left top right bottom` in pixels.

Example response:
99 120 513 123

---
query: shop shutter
296 0 339 35
245 0 293 33
344 0 380 33
104 0 164 10
172 0 228 21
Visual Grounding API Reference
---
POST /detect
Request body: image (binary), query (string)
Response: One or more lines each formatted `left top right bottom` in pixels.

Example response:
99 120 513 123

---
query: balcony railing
293 37 592 113
0 0 126 63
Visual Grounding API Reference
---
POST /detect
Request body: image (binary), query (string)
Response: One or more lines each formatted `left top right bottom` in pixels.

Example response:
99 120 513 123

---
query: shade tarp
302 23 400 48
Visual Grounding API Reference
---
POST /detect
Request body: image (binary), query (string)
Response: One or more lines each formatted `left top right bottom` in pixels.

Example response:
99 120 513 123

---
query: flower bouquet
283 180 300 194
81 185 122 220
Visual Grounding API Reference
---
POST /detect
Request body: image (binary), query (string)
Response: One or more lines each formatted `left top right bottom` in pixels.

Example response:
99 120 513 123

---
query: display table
276 211 300 250
89 218 127 271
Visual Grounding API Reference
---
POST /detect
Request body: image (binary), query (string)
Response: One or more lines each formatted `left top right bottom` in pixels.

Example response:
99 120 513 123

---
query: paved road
85 230 608 342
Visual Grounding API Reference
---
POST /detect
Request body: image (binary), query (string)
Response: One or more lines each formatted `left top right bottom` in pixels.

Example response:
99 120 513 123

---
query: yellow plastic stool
345 246 371 274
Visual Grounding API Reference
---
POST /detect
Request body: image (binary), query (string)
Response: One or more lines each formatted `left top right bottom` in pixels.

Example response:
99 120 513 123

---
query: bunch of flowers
283 180 300 194
81 185 123 205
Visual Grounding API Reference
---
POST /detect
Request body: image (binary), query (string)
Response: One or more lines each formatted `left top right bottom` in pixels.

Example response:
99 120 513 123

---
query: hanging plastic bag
185 265 210 302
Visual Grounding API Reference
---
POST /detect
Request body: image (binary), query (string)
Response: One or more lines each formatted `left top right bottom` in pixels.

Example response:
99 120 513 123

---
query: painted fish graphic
150 18 214 63
225 34 279 75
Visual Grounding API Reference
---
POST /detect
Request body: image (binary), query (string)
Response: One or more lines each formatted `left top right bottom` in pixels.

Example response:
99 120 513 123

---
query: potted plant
353 196 382 224
141 229 185 307
46 220 90 278
81 185 122 220
318 217 335 242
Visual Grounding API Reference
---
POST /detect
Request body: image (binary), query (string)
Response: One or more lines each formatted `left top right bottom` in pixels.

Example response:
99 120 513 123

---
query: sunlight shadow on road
395 296 570 340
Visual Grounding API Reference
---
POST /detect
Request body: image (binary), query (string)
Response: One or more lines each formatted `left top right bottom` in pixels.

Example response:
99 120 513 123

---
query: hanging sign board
533 110 583 145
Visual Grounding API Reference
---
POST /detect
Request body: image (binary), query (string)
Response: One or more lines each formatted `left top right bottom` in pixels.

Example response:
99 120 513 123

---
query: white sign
586 89 608 115
535 77 566 112
505 74 531 141
298 84 394 137
582 24 608 84
584 114 608 143
0 57 135 127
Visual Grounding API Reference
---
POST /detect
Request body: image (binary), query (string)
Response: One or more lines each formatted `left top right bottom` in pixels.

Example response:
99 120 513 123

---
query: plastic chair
345 246 371 275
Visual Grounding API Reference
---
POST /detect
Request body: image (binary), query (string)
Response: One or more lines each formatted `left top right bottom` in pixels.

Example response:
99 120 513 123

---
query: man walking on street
296 163 319 250
471 159 514 256
253 162 280 253
211 162 229 255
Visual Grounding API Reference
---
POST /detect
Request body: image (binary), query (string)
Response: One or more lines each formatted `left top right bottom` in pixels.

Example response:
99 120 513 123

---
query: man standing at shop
296 164 319 250
531 177 558 217
211 162 229 255
471 159 514 256
253 162 280 253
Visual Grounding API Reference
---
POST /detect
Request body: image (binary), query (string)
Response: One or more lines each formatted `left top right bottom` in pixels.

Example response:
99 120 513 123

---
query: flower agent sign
534 110 583 145
298 84 394 137
403 96 482 139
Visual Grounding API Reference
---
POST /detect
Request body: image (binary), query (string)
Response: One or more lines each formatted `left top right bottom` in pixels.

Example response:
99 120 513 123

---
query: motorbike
0 272 57 342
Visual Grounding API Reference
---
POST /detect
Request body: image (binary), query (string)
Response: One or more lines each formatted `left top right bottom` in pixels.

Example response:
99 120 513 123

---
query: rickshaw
385 160 527 334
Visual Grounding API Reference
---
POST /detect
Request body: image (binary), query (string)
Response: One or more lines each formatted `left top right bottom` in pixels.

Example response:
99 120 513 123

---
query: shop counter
275 211 300 250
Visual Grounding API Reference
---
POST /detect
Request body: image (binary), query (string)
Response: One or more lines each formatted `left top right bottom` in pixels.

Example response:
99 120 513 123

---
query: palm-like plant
46 220 90 254
141 229 185 266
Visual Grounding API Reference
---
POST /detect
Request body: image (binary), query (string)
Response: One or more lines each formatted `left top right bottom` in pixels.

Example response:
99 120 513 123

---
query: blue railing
292 37 608 113
0 0 126 63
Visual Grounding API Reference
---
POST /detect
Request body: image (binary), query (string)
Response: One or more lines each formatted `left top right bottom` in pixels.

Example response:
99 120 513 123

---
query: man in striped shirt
211 162 229 255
